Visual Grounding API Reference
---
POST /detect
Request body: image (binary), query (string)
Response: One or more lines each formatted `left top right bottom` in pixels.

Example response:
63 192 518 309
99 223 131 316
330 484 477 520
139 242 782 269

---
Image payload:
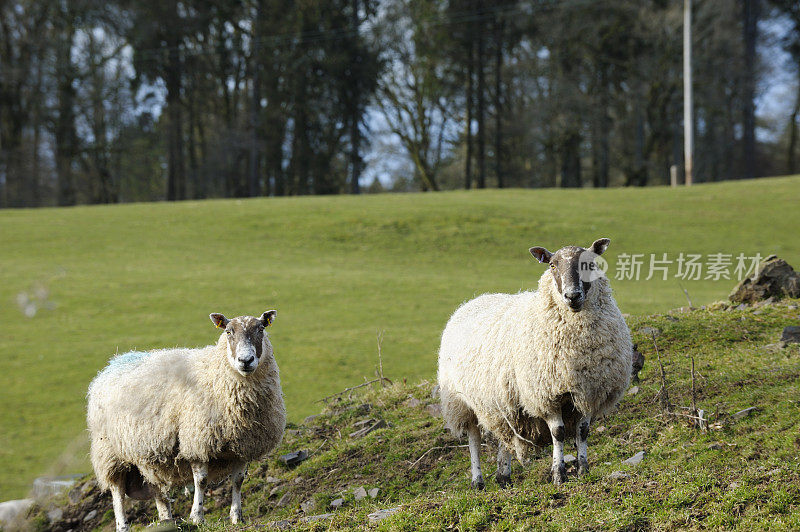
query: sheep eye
226 329 233 335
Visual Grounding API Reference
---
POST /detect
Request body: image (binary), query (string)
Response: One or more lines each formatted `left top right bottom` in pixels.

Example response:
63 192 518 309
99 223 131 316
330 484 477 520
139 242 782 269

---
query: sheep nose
564 290 582 302
238 355 255 366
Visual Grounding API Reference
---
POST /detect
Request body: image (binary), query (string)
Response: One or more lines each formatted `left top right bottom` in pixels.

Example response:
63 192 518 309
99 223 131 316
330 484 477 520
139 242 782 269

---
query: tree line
1 0 798 207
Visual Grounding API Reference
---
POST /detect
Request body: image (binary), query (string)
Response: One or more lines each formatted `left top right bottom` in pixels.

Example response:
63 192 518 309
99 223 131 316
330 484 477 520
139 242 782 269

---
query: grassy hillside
0 176 798 501
23 299 800 530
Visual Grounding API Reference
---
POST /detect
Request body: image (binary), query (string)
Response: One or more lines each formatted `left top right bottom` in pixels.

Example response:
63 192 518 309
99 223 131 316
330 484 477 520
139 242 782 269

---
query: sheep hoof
577 458 589 477
495 473 512 488
190 513 204 525
471 477 485 490
552 464 567 485
230 510 243 524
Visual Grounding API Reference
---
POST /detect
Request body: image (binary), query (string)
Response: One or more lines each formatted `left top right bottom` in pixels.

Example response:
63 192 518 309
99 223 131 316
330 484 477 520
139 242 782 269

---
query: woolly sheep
87 310 285 531
438 239 632 488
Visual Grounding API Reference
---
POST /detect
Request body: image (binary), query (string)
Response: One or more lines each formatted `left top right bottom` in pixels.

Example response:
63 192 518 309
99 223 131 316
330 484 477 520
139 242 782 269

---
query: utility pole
683 0 693 186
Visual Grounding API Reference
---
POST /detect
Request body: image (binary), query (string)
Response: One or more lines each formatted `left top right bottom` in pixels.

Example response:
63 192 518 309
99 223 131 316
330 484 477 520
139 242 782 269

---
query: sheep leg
110 478 129 532
575 416 591 477
229 462 247 524
545 414 567 485
467 423 485 489
495 443 513 487
154 491 172 522
189 462 208 524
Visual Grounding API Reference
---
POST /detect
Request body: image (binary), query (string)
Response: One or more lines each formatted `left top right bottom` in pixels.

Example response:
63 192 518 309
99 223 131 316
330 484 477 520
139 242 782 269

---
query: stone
32 476 80 499
302 513 334 523
303 414 319 425
736 304 748 310
405 396 423 408
47 508 64 521
609 471 629 480
595 425 606 433
628 386 639 396
268 520 292 530
368 507 400 523
430 384 440 399
353 486 368 501
330 498 344 509
780 326 800 345
729 256 800 304
300 499 316 513
368 488 379 499
563 454 576 464
350 419 387 438
622 451 646 466
426 404 442 417
279 450 308 467
0 499 34 527
266 476 281 484
276 493 293 507
83 509 98 522
294 476 304 484
732 406 759 420
638 326 661 337
68 487 82 505
269 485 283 497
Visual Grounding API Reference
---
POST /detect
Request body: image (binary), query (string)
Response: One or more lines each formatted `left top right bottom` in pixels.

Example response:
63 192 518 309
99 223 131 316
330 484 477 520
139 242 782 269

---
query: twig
377 330 386 388
315 378 392 403
652 332 671 411
408 445 471 469
678 282 693 308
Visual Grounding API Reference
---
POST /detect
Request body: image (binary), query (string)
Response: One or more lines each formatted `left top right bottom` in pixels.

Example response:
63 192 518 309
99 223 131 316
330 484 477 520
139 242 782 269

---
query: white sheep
87 310 285 531
438 239 632 488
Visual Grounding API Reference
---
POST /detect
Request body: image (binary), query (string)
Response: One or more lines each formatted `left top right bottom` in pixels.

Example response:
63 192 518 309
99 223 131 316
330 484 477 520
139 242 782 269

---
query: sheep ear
590 238 611 256
210 313 229 329
260 310 277 327
529 247 553 264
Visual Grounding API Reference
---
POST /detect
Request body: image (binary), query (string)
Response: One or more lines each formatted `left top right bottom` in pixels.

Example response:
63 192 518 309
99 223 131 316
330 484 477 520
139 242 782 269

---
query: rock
350 419 387 438
353 418 376 428
732 406 759 420
330 498 344 509
609 471 629 480
32 476 80 499
269 485 283 498
0 499 34 527
736 304 748 310
302 513 334 523
368 488 379 499
729 256 800 304
405 396 423 408
431 384 440 399
426 404 442 417
353 486 368 501
788 304 798 310
266 476 281 484
638 326 661 337
631 344 645 384
83 509 98 522
627 386 639 396
268 519 292 530
276 493 293 507
303 414 319 425
781 326 800 345
563 454 576 464
47 508 64 521
279 450 308 467
68 487 82 505
294 476 304 484
300 499 316 513
595 425 606 433
622 451 646 466
368 507 400 523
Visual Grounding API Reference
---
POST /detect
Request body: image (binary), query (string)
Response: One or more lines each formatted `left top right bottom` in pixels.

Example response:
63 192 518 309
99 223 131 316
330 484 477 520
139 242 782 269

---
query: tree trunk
476 18 486 189
493 18 504 188
465 39 474 189
787 77 800 175
742 0 759 179
165 28 185 201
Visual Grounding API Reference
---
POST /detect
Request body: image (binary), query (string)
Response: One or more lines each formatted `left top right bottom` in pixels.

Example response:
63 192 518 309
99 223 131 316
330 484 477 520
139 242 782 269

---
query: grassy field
0 176 798 501
24 299 800 530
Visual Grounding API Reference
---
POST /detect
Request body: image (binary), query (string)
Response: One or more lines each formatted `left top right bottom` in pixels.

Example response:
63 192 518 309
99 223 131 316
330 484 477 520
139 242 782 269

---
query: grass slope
0 176 798 500
25 299 800 530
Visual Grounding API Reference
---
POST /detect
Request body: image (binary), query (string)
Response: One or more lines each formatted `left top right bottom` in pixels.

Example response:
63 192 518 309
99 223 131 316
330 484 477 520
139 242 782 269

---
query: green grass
24 299 800 530
1 176 799 501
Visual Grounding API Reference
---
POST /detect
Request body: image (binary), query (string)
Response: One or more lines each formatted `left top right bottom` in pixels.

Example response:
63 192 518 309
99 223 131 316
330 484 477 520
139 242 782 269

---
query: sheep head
210 310 277 376
529 238 610 312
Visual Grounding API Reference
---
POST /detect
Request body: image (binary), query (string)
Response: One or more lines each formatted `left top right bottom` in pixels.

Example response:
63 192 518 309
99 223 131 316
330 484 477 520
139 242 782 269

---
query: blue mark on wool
101 350 152 375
